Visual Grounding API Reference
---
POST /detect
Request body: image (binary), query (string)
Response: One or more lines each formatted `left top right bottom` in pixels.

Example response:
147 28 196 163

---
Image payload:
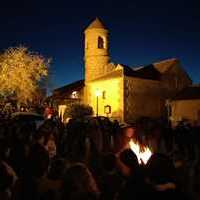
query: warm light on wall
88 78 122 120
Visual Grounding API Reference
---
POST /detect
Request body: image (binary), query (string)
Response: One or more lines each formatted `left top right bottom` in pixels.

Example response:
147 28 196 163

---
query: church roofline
153 58 178 65
153 58 192 82
153 58 179 73
88 69 123 82
85 17 107 30
88 62 162 82
53 80 84 95
120 64 161 81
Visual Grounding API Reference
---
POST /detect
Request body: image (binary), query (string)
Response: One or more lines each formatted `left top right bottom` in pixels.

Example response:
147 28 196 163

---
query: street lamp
95 89 101 117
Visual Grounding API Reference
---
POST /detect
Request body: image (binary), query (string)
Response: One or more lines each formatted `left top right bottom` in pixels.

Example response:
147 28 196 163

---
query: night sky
0 0 200 91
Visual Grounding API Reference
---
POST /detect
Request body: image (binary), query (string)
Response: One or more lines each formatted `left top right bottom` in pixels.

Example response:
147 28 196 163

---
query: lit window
71 91 78 99
102 91 106 99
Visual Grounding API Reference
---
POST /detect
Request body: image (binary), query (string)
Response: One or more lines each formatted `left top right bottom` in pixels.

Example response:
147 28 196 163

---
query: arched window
98 36 104 49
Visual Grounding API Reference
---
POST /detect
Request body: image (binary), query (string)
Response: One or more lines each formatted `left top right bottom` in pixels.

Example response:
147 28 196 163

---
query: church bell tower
84 18 110 82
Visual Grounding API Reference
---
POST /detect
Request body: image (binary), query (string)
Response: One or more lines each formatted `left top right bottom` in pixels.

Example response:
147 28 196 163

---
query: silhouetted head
120 149 139 170
62 163 100 200
118 149 139 177
101 153 116 172
0 162 13 191
146 153 176 184
48 158 66 180
26 144 49 178
0 139 9 161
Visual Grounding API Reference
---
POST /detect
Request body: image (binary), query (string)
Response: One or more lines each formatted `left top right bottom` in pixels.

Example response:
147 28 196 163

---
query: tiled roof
89 69 123 82
153 58 178 73
124 64 161 80
53 80 84 97
88 63 161 82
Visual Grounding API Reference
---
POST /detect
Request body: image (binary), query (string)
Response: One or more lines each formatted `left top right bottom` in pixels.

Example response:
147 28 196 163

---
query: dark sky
0 0 200 90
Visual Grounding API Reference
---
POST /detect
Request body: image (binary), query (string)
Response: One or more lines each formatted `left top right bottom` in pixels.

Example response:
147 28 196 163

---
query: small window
85 37 88 49
102 91 106 99
85 42 88 49
98 36 104 49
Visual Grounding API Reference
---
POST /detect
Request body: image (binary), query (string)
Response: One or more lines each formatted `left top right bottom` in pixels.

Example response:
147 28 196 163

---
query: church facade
53 18 192 123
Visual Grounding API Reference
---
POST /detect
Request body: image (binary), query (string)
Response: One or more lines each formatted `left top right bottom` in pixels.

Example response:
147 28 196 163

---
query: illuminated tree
0 46 50 104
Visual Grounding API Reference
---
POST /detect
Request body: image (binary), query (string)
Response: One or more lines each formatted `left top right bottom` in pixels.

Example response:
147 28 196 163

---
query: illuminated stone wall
171 99 200 126
87 76 124 122
159 62 192 97
82 19 193 123
124 77 166 122
84 28 111 82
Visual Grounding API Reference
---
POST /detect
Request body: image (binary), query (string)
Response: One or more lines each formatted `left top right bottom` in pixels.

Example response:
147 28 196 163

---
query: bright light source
129 139 152 164
72 91 78 98
95 89 101 97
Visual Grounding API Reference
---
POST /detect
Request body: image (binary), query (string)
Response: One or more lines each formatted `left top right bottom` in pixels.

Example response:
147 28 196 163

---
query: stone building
170 85 200 126
53 18 192 123
52 80 84 121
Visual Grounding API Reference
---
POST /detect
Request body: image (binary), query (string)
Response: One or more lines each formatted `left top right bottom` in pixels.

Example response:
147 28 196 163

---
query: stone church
52 18 193 123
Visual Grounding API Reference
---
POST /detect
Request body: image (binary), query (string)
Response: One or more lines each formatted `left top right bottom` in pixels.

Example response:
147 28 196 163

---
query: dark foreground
0 114 200 200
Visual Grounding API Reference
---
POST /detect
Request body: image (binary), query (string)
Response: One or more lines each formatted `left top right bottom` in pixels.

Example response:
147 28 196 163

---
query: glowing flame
129 139 152 164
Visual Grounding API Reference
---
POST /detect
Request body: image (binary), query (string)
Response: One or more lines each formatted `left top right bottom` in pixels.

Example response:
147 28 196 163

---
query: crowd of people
0 111 200 200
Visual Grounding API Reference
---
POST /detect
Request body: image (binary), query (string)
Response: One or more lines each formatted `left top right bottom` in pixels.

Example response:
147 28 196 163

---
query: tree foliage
0 46 50 103
64 103 94 119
